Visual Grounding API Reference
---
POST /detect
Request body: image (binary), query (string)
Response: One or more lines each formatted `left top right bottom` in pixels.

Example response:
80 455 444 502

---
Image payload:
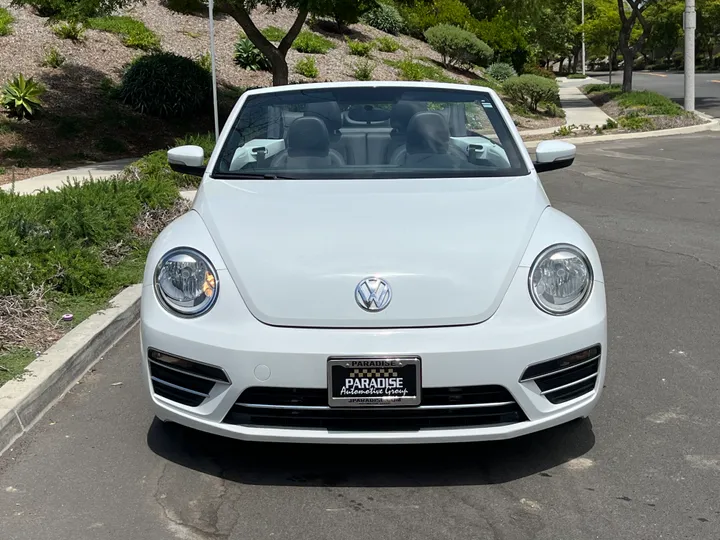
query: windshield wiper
212 172 295 180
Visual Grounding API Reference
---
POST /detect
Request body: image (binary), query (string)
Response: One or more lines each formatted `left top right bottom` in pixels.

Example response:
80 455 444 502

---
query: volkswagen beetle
140 81 606 444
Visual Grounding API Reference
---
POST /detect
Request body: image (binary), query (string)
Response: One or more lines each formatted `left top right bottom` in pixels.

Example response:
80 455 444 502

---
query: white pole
684 0 696 111
208 0 220 140
581 0 586 75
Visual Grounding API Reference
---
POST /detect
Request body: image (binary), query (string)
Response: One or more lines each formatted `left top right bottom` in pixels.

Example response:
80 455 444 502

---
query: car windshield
213 86 529 179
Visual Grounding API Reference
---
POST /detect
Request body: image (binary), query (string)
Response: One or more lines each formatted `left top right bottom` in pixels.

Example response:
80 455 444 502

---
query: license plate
327 357 421 407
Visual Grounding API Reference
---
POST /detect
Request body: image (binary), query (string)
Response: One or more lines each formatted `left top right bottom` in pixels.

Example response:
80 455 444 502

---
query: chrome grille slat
148 358 228 384
151 376 209 397
519 354 600 383
540 373 597 395
234 401 516 411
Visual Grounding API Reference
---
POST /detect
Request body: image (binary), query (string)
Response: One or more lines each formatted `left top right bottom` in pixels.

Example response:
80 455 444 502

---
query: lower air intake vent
224 385 527 430
148 349 229 407
520 345 601 404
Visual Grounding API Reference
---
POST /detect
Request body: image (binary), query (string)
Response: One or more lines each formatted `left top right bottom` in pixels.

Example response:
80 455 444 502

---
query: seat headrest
304 102 342 133
406 112 450 155
391 101 427 133
287 117 330 157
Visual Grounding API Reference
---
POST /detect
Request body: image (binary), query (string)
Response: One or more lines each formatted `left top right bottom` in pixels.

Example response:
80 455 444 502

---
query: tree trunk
271 57 289 86
621 48 633 92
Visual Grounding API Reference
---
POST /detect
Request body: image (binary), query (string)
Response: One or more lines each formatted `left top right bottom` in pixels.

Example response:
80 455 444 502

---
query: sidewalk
557 77 612 127
0 158 136 195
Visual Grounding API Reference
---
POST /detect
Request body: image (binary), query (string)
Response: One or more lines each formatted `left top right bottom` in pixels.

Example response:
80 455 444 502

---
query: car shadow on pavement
147 417 595 487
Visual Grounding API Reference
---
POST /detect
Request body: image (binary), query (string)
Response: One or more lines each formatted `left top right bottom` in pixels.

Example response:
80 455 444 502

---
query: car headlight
529 244 593 315
154 248 218 317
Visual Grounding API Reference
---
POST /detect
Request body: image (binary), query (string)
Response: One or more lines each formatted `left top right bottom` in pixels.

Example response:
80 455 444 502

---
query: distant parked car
140 81 607 444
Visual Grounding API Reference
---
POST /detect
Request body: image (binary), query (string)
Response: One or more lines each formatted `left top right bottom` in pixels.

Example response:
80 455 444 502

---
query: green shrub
544 102 565 118
0 7 15 36
385 57 456 82
583 83 620 94
165 0 205 14
0 174 179 297
523 64 556 79
352 58 375 80
485 62 516 82
234 37 271 70
261 25 286 41
195 51 212 72
397 0 476 39
618 113 654 130
1 74 45 119
292 30 335 54
347 38 373 57
41 46 66 68
361 3 404 35
295 56 319 78
52 21 85 41
469 76 501 92
424 24 492 68
118 52 212 118
87 16 161 51
502 74 559 112
131 132 215 190
374 36 400 53
615 90 682 116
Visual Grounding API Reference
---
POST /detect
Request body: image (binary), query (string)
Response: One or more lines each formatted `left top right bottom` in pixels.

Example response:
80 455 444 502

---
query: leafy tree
584 0 623 82
310 0 378 33
645 1 682 65
616 0 659 92
697 0 720 63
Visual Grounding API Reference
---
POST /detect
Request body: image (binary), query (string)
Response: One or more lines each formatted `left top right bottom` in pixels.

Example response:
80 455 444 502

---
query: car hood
196 176 548 328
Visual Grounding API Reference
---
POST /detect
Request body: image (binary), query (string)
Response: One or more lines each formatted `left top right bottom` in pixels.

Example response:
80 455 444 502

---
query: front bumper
140 268 607 444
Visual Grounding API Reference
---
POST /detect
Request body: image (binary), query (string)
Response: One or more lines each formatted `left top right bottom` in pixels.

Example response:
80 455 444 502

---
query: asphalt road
592 70 720 117
2 134 720 540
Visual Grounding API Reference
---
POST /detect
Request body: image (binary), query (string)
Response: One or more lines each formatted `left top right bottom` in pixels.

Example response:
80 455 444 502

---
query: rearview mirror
168 145 206 177
534 140 576 173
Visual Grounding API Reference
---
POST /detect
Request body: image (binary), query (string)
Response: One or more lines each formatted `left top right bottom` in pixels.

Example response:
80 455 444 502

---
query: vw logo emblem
355 277 392 312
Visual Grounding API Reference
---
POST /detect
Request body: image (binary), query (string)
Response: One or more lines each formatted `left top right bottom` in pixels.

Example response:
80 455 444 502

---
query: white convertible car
140 81 606 444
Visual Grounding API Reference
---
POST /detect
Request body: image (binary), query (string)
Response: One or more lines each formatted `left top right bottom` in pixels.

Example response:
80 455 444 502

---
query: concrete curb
0 284 142 455
524 118 719 149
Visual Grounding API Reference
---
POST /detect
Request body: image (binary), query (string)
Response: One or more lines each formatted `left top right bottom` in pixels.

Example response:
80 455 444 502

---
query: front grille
520 345 601 405
149 349 229 407
224 385 527 430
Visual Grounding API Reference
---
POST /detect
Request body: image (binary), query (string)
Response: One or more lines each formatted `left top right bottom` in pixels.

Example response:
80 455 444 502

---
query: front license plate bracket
327 357 421 408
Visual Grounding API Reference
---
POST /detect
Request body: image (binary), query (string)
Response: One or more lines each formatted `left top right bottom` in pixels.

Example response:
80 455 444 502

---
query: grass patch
374 36 401 53
261 26 286 41
52 21 85 41
384 57 456 83
0 348 35 385
347 38 373 57
87 16 161 51
292 31 335 54
40 46 66 68
0 7 15 36
567 73 587 79
615 90 683 116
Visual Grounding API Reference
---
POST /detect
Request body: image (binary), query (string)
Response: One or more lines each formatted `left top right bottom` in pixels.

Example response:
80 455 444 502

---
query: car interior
214 89 528 177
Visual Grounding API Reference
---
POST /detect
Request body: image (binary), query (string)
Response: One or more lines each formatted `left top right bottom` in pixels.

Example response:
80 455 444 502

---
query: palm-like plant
2 74 46 119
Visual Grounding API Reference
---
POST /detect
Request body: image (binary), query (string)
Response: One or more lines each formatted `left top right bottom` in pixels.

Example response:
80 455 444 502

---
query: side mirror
534 140 576 173
168 145 206 177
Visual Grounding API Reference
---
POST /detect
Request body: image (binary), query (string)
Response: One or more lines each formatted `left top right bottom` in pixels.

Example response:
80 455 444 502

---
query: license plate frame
327 357 421 408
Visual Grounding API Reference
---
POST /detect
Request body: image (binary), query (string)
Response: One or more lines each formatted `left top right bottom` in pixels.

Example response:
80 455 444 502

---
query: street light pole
208 0 220 140
581 0 586 75
684 0 696 111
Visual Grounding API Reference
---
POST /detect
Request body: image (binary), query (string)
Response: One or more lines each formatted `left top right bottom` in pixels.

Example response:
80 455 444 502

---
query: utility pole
581 0 586 75
684 0 696 111
208 0 220 140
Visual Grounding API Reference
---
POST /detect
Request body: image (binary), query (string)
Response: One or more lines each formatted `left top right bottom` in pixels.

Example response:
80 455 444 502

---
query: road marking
646 73 668 78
